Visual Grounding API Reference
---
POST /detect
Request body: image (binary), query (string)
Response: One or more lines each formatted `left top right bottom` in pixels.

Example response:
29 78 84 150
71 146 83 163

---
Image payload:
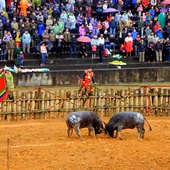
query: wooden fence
0 86 170 121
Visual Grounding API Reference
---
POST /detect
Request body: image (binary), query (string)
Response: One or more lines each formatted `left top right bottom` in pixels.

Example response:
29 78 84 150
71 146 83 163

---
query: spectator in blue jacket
22 30 31 54
155 28 163 39
109 16 117 37
131 28 138 41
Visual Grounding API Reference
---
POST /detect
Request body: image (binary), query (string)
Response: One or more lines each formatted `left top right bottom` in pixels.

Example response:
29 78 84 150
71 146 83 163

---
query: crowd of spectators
0 0 169 65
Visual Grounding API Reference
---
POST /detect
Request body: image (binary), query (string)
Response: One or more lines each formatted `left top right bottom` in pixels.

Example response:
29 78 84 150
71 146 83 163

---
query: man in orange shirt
78 67 96 96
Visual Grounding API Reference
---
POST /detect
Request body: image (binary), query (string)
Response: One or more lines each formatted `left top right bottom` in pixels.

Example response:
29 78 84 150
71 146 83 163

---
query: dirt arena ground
0 116 169 170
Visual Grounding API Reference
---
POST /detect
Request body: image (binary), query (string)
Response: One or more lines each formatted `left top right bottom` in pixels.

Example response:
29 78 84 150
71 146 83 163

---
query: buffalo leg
88 126 95 137
67 126 73 137
115 131 118 138
136 124 145 140
117 126 123 140
74 125 83 139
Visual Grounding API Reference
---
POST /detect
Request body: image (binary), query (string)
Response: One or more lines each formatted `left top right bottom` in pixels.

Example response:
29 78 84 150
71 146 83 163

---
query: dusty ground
0 117 170 170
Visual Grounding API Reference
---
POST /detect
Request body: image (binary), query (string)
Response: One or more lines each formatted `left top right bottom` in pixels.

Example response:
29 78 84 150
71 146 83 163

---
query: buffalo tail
144 117 152 131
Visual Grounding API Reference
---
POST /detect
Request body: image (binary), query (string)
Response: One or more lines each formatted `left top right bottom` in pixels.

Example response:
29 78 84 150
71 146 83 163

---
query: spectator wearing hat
91 34 98 44
103 1 108 11
11 18 19 31
124 33 133 58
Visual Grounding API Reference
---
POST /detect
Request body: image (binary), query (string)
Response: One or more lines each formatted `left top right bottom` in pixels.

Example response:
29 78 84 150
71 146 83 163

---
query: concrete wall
14 68 170 86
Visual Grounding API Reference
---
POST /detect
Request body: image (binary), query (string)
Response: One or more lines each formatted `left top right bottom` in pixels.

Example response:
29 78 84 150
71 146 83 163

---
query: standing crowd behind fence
0 0 169 64
0 86 170 121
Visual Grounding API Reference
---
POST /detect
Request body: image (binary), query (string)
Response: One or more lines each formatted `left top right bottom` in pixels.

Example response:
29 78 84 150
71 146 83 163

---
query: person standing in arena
78 67 96 96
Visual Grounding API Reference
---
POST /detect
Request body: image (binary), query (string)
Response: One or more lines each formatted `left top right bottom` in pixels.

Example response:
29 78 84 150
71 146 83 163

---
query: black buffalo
104 111 152 140
66 110 104 139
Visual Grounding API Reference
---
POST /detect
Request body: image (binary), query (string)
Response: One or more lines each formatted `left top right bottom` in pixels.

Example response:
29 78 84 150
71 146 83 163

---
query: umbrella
161 0 170 5
103 8 119 13
77 36 92 43
37 41 54 52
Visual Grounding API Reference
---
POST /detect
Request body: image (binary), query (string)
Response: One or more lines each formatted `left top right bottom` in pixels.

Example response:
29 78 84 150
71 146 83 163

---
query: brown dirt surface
0 116 170 170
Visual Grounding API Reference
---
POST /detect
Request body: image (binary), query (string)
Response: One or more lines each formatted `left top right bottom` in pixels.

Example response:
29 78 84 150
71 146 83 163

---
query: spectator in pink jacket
79 24 86 36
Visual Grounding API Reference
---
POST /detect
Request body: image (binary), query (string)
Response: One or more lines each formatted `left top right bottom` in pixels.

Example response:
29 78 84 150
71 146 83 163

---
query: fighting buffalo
104 111 152 140
66 110 104 140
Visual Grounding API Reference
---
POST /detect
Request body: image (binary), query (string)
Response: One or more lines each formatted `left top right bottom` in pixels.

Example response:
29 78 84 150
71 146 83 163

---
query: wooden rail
0 86 170 121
